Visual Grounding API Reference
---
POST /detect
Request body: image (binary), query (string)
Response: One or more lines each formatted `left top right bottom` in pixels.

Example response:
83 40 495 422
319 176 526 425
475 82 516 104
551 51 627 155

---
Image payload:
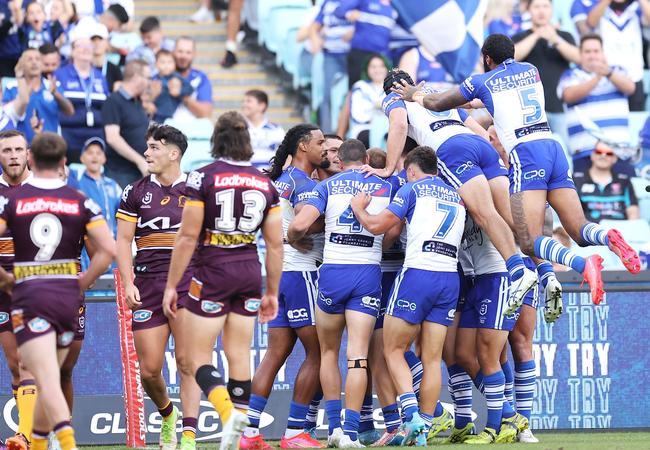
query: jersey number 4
337 206 363 233
518 86 542 125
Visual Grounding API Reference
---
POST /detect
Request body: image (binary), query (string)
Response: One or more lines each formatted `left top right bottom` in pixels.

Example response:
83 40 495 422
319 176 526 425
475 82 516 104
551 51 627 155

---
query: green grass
81 431 650 450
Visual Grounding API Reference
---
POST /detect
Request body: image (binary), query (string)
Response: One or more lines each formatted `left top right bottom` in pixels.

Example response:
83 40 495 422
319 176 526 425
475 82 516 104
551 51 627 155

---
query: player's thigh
419 321 448 363
183 311 227 370
547 187 588 241
18 332 59 378
457 174 498 221
442 308 461 366
488 175 514 227
295 324 319 356
133 325 170 372
60 338 83 373
382 314 418 354
509 189 548 252
315 307 345 352
344 309 376 357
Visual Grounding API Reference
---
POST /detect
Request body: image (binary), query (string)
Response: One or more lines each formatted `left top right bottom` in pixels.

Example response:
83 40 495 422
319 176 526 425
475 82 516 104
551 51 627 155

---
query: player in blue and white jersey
369 68 538 321
242 125 327 450
288 139 395 448
392 33 641 308
350 146 465 447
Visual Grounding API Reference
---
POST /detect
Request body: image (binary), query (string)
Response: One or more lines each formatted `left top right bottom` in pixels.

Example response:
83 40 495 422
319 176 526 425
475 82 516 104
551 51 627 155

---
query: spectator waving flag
393 0 488 82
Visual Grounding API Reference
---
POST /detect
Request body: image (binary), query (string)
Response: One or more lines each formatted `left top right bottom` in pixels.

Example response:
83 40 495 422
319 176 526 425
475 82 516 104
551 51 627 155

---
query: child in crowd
19 2 63 50
152 49 193 123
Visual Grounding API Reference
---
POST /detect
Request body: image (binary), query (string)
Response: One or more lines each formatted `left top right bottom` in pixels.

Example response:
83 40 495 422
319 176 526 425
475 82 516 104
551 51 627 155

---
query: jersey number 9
30 212 63 261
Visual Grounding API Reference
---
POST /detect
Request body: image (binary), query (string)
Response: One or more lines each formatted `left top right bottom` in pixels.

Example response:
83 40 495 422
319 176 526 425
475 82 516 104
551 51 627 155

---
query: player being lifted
115 124 202 450
162 112 282 450
392 34 640 306
0 133 115 450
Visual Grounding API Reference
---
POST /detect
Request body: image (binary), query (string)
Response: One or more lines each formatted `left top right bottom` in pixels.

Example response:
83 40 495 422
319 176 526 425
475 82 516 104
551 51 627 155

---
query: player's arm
362 96 408 178
513 31 540 61
288 204 321 247
81 220 116 291
586 0 611 28
463 114 489 140
392 80 468 113
382 221 404 250
115 217 140 308
260 207 283 324
350 192 401 235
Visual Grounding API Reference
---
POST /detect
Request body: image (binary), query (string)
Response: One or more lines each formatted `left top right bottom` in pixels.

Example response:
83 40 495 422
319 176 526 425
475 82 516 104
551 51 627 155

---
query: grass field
82 431 650 450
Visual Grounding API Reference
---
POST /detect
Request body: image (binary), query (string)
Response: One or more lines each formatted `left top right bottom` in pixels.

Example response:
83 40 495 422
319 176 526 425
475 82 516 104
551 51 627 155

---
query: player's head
0 130 29 183
266 124 326 180
383 68 414 95
211 111 253 162
323 133 343 175
404 146 437 182
367 148 386 169
29 132 67 172
481 34 515 72
338 139 368 168
144 123 188 175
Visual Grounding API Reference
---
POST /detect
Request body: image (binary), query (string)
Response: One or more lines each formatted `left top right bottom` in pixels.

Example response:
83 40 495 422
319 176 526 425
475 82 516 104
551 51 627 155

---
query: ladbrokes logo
213 173 270 192
16 197 79 215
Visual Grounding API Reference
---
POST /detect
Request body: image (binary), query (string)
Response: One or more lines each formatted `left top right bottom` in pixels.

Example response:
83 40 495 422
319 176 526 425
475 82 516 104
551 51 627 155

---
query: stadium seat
599 219 650 249
629 111 648 147
330 75 349 133
368 115 389 149
310 52 325 112
258 1 310 50
164 118 214 172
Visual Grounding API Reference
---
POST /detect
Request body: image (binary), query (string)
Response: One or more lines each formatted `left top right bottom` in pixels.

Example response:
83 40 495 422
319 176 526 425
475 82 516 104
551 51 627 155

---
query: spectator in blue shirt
152 49 193 123
486 0 524 37
39 42 62 76
171 36 213 120
0 0 23 77
126 16 175 73
18 2 63 51
334 0 396 87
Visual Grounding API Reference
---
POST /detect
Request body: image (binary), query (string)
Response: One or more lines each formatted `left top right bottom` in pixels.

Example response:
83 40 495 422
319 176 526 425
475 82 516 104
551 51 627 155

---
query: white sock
243 427 259 438
226 40 237 52
284 428 302 439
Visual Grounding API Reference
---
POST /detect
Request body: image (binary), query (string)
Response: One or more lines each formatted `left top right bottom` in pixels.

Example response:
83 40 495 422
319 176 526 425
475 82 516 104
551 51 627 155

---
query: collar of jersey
150 173 187 187
27 176 65 189
217 157 252 167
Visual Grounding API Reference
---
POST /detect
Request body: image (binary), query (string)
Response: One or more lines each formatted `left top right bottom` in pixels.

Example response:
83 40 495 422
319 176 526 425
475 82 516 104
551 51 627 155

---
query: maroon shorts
179 259 262 318
132 271 192 331
0 291 12 333
11 279 84 348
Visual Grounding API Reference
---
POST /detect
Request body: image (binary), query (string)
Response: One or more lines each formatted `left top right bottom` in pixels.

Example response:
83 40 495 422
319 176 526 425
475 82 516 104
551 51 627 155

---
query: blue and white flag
393 0 488 82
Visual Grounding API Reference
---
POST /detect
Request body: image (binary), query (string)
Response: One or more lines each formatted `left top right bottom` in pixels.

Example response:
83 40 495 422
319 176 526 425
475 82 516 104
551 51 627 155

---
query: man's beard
319 159 331 170
483 57 490 73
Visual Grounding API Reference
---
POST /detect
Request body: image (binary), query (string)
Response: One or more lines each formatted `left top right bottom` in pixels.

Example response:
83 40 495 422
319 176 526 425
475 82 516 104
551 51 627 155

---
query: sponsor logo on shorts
58 331 74 347
200 301 223 314
79 313 85 330
318 292 333 305
396 299 417 311
11 310 23 332
287 308 308 321
244 299 262 313
455 161 475 175
523 169 546 180
28 317 51 333
361 296 380 310
447 308 456 320
133 310 153 322
0 312 9 325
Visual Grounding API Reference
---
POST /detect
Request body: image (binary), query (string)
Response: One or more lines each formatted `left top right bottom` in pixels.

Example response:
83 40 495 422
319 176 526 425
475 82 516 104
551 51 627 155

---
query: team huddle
0 33 641 450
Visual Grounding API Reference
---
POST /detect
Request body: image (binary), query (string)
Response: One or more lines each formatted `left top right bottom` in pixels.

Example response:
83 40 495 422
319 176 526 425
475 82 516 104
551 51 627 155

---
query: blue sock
505 254 526 280
342 409 360 440
433 400 444 418
305 392 322 430
325 399 342 433
580 223 609 246
448 364 473 429
536 261 554 289
404 351 423 399
359 395 374 433
483 371 506 432
398 392 419 422
473 371 484 393
514 360 536 421
381 404 401 433
535 236 586 273
248 394 268 428
502 361 514 407
420 412 433 430
502 394 516 418
287 401 309 429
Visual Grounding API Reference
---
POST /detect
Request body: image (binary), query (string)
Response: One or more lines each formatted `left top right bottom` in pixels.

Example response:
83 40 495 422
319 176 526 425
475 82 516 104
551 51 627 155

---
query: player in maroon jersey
0 133 115 450
162 111 282 450
115 124 201 450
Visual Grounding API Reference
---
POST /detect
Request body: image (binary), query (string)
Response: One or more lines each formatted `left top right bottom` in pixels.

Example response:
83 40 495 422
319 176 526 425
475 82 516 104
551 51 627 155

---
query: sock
506 254 526 280
448 364 473 429
420 412 432 431
536 261 555 289
325 399 342 433
535 236 586 273
433 400 444 418
182 417 197 440
502 361 515 407
286 401 309 437
381 404 401 433
226 40 237 52
483 372 506 433
158 400 173 419
196 365 233 424
53 421 76 450
502 394 515 418
580 223 609 246
514 360 536 421
247 394 268 429
473 371 484 393
305 392 322 430
12 383 18 400
16 380 37 439
398 392 418 422
31 430 48 450
342 409 360 440
359 395 374 433
404 351 423 399
228 378 251 413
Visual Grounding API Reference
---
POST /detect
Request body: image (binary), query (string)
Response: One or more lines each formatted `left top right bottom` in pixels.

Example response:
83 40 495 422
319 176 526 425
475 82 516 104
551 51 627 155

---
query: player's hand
290 236 314 252
168 77 182 97
0 273 14 293
47 74 57 94
537 24 558 43
345 9 361 21
149 79 162 99
350 191 372 211
392 79 425 102
124 283 142 309
258 294 278 324
359 164 391 178
162 286 178 319
136 158 149 176
78 273 95 292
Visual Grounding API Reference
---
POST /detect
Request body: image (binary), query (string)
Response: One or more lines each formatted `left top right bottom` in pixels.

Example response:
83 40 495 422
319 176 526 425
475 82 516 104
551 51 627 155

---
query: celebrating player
0 132 115 450
392 33 640 307
115 124 201 450
162 111 282 450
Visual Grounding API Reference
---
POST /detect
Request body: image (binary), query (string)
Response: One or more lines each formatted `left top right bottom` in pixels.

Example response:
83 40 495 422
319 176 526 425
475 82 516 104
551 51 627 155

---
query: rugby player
392 33 640 307
240 124 327 450
0 132 115 450
115 124 201 450
162 111 282 450
288 139 394 448
350 146 465 447
316 134 343 179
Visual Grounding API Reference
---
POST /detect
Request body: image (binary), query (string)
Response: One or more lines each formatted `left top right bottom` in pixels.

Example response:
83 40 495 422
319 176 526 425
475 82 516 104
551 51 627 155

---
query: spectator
573 145 640 222
241 89 285 170
90 23 122 92
127 16 175 72
55 34 110 163
171 36 213 120
486 0 524 37
220 0 243 67
102 59 151 188
39 43 62 76
513 0 580 140
2 47 74 143
348 54 388 148
99 3 130 58
151 49 193 123
571 0 650 110
0 57 30 132
18 2 64 51
0 0 22 77
311 0 354 133
334 0 397 87
557 33 636 174
399 45 455 90
189 0 214 23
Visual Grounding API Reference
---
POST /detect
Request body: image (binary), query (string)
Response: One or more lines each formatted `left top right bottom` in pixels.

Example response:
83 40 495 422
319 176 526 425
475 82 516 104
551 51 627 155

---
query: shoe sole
220 415 249 450
608 229 641 274
504 274 538 316
544 284 563 323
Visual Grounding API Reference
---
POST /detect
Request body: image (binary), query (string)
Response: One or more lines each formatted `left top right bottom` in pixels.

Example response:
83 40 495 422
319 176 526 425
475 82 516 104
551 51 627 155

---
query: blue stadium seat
310 52 325 112
629 111 649 147
164 118 214 172
368 115 389 149
258 1 310 50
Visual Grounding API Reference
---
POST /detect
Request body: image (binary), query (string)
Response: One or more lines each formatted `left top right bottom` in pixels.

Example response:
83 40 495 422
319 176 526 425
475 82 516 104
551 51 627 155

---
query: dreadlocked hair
265 123 320 180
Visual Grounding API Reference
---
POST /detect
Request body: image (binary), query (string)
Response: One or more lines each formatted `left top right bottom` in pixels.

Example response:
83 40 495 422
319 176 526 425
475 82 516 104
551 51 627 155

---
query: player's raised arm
260 206 283 324
392 79 468 113
350 191 401 235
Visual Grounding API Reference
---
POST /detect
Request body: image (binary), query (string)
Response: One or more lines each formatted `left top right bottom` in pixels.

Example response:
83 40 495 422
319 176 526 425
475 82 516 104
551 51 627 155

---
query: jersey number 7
432 202 458 239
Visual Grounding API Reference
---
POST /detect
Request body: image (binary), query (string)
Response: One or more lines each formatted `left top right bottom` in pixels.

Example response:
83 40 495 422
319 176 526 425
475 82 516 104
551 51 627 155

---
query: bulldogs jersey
462 214 507 276
380 174 406 272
